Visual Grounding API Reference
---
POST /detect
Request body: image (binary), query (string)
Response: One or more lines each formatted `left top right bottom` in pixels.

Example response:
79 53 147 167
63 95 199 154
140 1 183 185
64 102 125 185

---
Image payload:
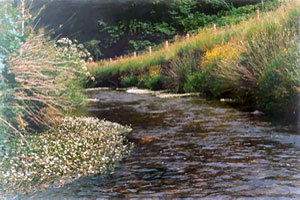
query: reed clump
4 35 90 132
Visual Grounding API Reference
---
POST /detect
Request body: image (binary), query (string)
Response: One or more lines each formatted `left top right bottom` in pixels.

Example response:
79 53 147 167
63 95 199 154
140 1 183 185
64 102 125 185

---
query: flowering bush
201 39 245 67
0 117 133 194
56 37 93 64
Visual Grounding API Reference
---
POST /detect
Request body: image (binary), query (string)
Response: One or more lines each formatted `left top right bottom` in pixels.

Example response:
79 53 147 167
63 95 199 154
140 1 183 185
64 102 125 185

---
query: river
26 89 300 199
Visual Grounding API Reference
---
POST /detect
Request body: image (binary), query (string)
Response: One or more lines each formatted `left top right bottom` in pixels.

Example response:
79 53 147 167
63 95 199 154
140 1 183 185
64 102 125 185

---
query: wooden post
256 9 260 21
133 51 137 58
213 24 217 33
165 41 169 49
120 56 123 60
149 46 152 55
174 35 178 41
109 58 112 63
186 33 190 40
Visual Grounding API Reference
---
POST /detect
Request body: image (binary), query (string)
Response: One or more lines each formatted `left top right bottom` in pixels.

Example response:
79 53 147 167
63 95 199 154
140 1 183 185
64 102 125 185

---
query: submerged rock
85 87 111 91
252 110 264 115
126 88 156 95
126 87 200 98
156 93 200 98
87 98 100 102
220 98 234 102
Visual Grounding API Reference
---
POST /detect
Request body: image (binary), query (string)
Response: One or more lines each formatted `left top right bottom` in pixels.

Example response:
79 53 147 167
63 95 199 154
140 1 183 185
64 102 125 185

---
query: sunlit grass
88 0 297 80
87 0 300 119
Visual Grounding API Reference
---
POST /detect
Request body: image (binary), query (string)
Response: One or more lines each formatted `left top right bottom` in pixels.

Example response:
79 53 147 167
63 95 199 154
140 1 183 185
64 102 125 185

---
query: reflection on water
26 89 300 199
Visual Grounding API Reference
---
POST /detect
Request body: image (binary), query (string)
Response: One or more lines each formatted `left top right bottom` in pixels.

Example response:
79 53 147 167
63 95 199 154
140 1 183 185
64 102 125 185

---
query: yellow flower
201 39 245 66
149 65 161 77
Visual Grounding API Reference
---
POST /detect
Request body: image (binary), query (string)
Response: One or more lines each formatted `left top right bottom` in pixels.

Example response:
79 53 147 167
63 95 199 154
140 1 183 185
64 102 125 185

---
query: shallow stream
27 89 300 199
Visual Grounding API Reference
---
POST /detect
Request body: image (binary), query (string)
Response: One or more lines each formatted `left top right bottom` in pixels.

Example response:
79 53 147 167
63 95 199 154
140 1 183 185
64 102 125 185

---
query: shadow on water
25 89 300 199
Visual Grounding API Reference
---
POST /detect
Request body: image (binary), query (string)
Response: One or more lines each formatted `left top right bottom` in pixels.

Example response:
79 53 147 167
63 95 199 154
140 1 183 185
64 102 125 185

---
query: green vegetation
88 0 300 120
35 0 279 59
87 2 281 84
0 0 28 142
0 1 133 195
0 117 132 194
163 50 203 93
1 0 300 196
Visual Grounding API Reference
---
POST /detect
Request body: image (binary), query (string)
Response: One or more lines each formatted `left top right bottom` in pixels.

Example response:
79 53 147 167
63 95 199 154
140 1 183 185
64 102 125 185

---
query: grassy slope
88 1 287 80
87 0 300 120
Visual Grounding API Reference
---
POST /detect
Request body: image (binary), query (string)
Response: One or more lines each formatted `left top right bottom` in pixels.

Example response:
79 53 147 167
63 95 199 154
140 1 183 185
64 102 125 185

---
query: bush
121 74 139 87
0 2 134 196
257 49 300 118
0 117 133 194
162 50 203 93
184 71 202 93
145 74 164 90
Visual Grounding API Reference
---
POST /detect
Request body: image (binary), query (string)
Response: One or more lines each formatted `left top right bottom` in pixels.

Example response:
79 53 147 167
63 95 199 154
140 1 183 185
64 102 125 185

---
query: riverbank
0 2 133 196
87 0 300 121
0 38 133 197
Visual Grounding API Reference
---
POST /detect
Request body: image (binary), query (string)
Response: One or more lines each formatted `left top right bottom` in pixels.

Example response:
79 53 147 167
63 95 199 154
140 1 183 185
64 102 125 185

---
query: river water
27 89 300 199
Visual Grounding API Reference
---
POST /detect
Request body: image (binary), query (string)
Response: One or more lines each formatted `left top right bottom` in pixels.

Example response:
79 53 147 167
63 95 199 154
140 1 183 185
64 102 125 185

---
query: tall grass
5 35 89 131
0 1 89 135
191 0 300 118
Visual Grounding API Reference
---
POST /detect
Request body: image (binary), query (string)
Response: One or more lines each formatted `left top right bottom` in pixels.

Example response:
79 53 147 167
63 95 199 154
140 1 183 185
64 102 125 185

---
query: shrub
183 71 202 93
145 74 164 90
0 117 133 194
121 74 139 87
84 40 102 60
162 50 203 93
257 49 300 118
186 40 244 97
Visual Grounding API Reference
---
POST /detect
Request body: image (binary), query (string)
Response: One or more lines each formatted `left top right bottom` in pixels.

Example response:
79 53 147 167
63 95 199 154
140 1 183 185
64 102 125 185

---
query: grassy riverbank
88 0 300 120
0 2 133 195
